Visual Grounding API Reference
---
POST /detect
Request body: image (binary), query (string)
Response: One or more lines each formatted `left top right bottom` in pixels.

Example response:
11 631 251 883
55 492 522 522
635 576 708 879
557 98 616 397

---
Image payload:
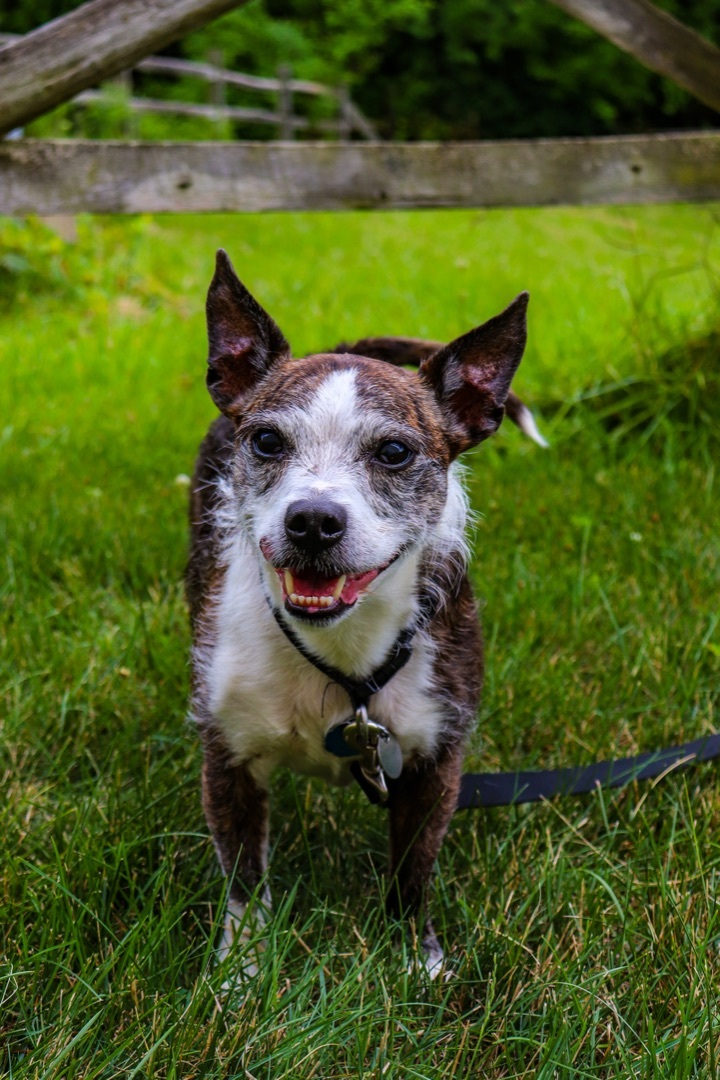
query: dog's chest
201 548 445 788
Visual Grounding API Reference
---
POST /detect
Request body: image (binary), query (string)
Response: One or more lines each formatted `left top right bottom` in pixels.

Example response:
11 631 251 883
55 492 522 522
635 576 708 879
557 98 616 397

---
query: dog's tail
330 335 549 448
503 393 549 449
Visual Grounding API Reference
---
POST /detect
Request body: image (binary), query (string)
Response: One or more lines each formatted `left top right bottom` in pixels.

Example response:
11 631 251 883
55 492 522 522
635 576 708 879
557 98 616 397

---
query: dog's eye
375 440 414 468
251 430 285 459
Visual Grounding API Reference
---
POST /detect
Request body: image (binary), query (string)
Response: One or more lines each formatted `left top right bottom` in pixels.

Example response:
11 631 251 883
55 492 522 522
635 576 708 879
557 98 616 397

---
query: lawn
1 204 719 1077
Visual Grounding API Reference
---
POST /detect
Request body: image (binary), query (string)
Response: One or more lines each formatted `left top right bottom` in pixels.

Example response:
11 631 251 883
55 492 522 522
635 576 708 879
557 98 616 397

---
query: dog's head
206 250 528 626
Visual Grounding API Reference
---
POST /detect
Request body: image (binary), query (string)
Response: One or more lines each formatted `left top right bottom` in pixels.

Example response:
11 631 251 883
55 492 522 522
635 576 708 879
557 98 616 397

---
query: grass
1 204 720 1077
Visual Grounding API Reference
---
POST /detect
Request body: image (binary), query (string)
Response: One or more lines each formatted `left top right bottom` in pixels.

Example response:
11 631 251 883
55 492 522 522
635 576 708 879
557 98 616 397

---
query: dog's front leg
201 735 270 982
387 743 464 979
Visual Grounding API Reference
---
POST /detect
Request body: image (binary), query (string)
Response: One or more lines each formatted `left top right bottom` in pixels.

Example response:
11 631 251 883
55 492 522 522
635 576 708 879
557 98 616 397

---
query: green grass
1 204 720 1077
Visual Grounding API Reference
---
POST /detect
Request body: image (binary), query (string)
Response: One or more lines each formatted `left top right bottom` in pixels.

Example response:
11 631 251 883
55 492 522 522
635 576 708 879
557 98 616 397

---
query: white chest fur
201 540 446 789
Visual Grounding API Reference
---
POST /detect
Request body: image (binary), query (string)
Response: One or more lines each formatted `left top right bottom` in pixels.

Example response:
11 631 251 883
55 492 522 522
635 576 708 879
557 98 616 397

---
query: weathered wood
134 54 330 97
0 36 334 96
277 65 294 141
0 32 376 140
0 134 718 215
547 0 720 113
110 70 135 139
73 92 349 133
0 0 248 137
342 99 379 143
75 91 284 128
207 49 226 137
336 86 352 141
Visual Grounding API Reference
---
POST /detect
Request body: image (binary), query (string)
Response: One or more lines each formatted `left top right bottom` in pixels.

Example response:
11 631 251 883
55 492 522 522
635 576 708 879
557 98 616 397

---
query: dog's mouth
274 559 396 622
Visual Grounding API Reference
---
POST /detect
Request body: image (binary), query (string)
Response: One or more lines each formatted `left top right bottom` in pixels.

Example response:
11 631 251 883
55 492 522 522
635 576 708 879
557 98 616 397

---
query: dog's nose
284 498 347 555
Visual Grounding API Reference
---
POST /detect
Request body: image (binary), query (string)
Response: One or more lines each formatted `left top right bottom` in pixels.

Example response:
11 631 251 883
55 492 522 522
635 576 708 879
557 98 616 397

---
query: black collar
268 589 438 805
270 604 426 711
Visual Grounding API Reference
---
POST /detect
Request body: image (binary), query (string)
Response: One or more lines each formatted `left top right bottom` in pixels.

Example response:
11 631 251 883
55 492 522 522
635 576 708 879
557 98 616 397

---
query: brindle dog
187 250 536 982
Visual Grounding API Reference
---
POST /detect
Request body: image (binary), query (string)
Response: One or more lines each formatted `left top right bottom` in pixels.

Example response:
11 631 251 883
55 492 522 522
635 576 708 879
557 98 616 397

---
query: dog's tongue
280 567 379 604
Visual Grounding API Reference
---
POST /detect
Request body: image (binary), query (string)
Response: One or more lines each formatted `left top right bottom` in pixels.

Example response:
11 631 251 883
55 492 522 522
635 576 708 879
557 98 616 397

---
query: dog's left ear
206 249 291 414
419 292 529 456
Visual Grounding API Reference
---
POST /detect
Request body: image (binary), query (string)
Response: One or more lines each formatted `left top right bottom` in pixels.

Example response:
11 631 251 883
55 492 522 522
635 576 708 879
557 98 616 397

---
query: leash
456 733 720 809
271 603 720 809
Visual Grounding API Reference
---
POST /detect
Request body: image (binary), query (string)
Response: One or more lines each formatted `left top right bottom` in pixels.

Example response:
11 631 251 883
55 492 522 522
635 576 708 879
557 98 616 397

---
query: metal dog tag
376 733 403 779
324 708 403 780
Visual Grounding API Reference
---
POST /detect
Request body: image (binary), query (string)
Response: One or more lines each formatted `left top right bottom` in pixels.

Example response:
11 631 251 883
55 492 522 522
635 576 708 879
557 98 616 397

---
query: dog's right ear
205 249 291 414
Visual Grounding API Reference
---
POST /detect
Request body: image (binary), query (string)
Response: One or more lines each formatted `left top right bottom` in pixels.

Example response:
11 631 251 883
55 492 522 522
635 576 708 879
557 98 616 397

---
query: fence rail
72 90 356 135
1 133 717 215
133 55 333 97
0 34 378 141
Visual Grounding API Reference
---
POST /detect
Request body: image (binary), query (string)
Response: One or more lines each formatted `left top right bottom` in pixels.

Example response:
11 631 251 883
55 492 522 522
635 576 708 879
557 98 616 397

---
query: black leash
457 733 720 809
271 604 720 809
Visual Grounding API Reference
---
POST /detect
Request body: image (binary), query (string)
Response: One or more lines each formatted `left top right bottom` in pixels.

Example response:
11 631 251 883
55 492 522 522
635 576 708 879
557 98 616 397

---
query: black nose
284 498 347 555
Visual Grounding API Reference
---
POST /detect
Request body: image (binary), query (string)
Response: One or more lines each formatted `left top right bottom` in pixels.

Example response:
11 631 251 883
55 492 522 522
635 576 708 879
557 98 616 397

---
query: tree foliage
2 0 719 138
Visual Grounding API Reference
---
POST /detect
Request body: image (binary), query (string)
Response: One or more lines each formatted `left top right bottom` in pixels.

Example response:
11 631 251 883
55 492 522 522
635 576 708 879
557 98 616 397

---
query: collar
270 605 418 711
269 590 438 804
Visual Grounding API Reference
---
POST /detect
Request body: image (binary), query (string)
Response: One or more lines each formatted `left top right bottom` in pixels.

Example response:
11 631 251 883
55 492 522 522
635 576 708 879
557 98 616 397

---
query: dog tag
377 732 403 779
324 711 403 782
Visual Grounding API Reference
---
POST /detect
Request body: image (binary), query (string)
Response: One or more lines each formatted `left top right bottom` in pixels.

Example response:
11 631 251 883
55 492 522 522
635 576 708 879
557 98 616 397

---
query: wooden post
207 48 226 135
277 64 293 140
546 0 720 113
111 69 135 138
0 0 249 137
336 85 352 140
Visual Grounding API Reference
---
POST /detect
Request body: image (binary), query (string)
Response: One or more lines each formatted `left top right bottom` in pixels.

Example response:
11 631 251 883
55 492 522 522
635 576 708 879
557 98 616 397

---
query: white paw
216 895 269 993
406 939 453 982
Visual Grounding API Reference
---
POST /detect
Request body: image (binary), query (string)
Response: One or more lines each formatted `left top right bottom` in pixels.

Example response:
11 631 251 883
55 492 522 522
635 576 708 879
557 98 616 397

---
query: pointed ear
205 249 291 414
419 292 529 456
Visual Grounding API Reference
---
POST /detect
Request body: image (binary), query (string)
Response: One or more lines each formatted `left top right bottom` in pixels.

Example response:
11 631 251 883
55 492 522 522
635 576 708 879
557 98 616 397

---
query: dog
186 250 541 982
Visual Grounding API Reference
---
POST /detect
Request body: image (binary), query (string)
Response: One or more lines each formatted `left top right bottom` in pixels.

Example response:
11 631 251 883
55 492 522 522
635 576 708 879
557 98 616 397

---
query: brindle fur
332 335 533 441
201 734 269 899
187 414 234 630
386 573 481 917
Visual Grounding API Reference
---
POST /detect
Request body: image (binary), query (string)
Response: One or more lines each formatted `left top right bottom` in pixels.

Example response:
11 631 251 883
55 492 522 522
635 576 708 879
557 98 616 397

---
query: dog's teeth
284 570 294 595
333 575 346 601
288 591 338 609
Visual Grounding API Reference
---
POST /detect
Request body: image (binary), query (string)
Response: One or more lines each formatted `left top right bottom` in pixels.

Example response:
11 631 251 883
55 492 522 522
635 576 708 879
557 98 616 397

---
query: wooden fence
1 133 718 215
0 35 377 141
1 23 718 215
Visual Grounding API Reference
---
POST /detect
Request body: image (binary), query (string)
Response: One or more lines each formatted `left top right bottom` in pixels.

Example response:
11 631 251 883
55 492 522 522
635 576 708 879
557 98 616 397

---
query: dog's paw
406 932 453 982
219 959 261 998
216 896 269 995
